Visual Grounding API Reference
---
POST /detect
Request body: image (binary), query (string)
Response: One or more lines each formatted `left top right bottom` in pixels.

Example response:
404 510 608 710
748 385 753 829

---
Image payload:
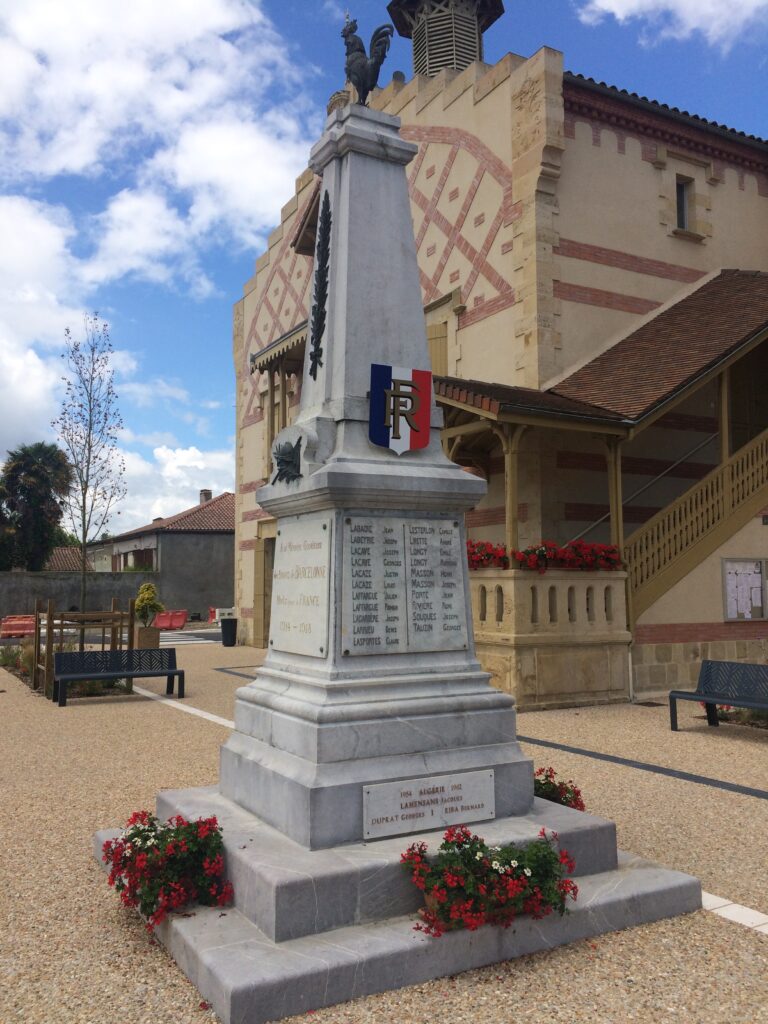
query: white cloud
117 443 234 530
578 0 768 47
120 377 191 409
0 0 317 296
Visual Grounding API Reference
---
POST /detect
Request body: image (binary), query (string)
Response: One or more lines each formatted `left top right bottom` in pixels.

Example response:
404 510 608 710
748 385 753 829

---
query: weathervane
341 13 394 106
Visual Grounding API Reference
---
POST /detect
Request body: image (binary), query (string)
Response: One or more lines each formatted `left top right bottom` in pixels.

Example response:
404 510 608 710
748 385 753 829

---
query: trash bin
221 617 237 647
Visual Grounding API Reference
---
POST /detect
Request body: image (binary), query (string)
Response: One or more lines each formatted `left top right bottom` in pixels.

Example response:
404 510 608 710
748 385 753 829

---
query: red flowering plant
400 824 577 938
467 539 509 569
102 810 234 932
534 766 586 811
510 540 622 574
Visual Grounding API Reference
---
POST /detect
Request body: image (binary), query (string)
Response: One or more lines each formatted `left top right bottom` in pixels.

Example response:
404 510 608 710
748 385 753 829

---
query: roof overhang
250 322 308 375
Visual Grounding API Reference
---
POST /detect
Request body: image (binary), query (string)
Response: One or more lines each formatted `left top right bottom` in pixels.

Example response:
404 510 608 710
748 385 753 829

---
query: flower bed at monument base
102 810 234 932
534 766 586 810
401 824 578 938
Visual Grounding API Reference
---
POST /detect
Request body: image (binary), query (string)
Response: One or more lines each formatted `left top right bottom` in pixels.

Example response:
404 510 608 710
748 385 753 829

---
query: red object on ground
0 615 35 638
153 610 188 630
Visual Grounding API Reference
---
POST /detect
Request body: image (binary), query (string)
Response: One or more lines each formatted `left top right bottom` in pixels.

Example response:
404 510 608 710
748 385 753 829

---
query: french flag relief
369 363 432 455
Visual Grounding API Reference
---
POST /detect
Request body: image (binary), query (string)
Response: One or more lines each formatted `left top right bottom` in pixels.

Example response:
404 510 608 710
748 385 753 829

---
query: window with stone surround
676 177 692 231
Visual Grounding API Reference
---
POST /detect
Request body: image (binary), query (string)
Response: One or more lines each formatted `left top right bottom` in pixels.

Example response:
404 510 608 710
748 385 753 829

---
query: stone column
220 104 532 849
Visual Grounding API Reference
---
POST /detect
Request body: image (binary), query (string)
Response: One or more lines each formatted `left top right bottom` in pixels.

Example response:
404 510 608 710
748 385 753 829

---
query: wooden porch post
279 358 288 432
718 367 731 464
267 369 276 472
605 438 625 552
497 425 527 553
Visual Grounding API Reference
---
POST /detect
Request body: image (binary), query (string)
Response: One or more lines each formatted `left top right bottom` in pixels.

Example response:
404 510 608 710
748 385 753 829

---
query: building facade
233 1 768 704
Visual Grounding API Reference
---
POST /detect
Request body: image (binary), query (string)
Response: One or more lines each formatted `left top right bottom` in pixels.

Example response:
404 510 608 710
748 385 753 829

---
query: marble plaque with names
341 516 468 656
363 770 496 840
270 517 332 658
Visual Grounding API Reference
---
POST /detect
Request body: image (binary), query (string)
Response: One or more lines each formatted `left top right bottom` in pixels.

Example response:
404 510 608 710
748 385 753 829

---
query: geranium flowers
102 810 234 932
401 824 578 938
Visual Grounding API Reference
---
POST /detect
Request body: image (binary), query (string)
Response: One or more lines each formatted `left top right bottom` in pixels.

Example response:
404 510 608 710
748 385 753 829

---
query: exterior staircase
625 426 768 618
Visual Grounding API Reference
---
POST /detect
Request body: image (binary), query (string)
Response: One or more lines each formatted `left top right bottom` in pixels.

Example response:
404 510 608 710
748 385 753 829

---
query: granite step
142 850 701 1024
155 786 619 941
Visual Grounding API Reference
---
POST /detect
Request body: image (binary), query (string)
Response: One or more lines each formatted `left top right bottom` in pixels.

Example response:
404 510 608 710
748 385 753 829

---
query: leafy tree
52 525 80 547
53 313 127 610
0 479 15 571
1 442 73 570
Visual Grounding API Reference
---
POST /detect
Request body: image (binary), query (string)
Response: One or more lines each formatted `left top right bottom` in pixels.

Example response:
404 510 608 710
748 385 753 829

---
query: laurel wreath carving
308 190 331 381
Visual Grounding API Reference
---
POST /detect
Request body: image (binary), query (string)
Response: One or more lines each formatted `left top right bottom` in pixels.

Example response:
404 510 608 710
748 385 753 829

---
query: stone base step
95 849 699 1024
151 786 619 941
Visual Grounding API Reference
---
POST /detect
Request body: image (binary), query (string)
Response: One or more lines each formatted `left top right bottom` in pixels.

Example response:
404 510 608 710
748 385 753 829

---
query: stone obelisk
220 101 532 849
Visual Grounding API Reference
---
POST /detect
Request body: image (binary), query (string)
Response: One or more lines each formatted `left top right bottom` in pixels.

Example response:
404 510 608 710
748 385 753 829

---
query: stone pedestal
219 104 532 849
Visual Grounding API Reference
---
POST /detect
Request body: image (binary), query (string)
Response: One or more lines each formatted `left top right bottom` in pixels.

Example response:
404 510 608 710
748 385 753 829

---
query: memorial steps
95 783 699 1024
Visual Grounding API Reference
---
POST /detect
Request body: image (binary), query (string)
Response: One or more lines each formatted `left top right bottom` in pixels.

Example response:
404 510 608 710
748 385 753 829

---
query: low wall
0 571 157 618
469 569 632 711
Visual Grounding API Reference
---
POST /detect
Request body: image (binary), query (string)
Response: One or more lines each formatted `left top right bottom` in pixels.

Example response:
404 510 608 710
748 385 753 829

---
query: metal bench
52 648 185 707
668 659 768 731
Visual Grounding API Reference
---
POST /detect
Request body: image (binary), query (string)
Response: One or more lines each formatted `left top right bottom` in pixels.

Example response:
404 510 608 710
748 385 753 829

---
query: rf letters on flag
369 363 432 454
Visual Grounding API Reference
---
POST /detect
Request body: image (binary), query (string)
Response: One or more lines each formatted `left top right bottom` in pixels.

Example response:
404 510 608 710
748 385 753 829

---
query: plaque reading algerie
363 770 496 840
270 517 332 658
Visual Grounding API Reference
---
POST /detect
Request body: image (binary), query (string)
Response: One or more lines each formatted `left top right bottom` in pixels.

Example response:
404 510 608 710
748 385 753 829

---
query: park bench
52 648 185 708
668 659 768 731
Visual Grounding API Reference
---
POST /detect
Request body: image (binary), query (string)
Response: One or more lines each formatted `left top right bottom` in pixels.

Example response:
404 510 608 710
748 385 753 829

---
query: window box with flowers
466 540 632 710
401 824 578 938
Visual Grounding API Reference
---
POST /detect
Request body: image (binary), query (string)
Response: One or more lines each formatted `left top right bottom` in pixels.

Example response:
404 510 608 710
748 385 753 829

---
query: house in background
44 547 93 572
91 490 235 620
233 0 768 705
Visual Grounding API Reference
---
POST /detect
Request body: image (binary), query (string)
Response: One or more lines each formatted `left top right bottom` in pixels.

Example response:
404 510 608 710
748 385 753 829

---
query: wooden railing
625 426 768 615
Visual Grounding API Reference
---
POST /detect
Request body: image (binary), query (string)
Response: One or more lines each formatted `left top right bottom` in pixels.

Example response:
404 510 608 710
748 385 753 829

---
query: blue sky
1 0 767 533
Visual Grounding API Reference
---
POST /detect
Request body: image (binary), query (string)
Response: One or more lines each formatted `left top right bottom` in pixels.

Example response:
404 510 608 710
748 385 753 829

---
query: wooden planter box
135 625 161 649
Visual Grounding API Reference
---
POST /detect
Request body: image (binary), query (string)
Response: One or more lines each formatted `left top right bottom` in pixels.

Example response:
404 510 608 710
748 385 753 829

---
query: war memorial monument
98 16 700 1023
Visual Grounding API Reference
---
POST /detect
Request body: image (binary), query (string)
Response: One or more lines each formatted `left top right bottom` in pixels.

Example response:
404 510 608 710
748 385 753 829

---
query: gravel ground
1 646 766 1024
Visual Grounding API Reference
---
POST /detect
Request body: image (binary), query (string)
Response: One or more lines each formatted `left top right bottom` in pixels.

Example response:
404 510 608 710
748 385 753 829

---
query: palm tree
2 442 74 571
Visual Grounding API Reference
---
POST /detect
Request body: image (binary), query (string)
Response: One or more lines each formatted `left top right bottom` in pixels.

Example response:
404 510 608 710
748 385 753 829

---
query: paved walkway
1 644 766 1024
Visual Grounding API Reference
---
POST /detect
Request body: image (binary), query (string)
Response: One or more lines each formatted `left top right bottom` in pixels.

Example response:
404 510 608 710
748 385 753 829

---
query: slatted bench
53 649 185 708
669 659 768 731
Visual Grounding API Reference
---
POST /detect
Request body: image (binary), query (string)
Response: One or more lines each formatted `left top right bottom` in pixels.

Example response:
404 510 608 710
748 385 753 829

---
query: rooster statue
342 15 394 106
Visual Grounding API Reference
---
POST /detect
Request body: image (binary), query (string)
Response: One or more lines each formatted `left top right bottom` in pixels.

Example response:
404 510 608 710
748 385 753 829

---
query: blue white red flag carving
369 363 432 455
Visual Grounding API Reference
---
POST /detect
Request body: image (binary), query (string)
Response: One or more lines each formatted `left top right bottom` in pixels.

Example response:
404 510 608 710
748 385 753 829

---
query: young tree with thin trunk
53 313 127 610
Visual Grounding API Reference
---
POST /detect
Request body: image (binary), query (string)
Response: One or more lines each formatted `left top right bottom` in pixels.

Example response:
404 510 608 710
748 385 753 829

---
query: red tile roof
564 73 768 153
110 492 235 542
552 271 768 420
45 546 93 571
434 376 625 424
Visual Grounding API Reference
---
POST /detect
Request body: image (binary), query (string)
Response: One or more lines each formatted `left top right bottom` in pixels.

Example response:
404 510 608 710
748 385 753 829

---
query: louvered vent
411 0 484 77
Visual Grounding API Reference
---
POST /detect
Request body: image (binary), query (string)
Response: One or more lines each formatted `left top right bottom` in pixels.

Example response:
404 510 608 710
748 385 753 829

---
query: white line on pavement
132 685 768 936
132 685 235 729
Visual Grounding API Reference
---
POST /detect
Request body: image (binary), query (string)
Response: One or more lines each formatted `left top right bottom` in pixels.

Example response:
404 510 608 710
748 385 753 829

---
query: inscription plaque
363 770 496 840
341 516 468 655
270 517 331 658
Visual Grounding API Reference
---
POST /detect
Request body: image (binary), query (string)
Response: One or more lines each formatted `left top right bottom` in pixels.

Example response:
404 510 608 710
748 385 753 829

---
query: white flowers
491 860 500 870
510 860 518 868
475 852 483 861
523 867 532 877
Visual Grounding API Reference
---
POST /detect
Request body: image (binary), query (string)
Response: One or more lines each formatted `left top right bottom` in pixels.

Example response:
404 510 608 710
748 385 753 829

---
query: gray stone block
141 850 699 1024
154 788 618 942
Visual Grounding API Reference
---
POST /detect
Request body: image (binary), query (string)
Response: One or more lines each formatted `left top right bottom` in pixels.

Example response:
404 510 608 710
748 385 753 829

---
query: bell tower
387 0 504 77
